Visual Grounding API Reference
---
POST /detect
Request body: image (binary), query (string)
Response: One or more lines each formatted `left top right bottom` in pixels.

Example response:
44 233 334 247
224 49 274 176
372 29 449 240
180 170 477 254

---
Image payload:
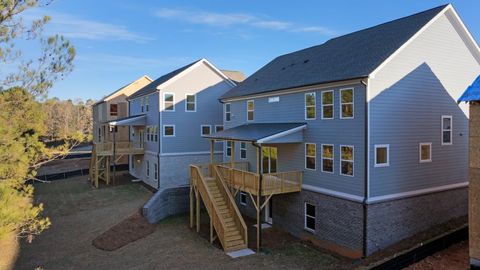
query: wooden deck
95 141 144 156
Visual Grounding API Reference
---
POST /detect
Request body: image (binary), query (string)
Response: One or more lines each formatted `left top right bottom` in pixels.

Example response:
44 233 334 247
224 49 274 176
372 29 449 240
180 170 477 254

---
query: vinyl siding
368 11 480 196
223 83 366 197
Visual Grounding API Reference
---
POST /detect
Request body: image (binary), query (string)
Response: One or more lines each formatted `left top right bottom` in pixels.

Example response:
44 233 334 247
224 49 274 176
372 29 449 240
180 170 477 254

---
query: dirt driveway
13 176 355 270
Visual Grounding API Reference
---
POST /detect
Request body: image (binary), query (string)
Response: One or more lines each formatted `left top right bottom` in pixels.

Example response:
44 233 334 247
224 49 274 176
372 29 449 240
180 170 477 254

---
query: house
458 75 480 270
189 4 480 257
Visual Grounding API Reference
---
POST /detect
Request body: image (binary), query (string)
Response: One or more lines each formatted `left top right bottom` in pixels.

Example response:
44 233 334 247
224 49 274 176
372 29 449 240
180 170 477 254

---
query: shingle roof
128 60 201 100
204 122 306 142
93 75 152 105
221 4 448 100
458 75 480 102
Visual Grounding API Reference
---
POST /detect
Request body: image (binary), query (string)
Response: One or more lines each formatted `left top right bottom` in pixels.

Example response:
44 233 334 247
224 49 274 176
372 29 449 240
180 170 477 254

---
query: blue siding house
192 4 480 257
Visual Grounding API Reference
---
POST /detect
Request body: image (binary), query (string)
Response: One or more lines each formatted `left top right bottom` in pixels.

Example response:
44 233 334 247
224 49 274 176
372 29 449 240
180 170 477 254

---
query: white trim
240 191 247 205
304 202 316 232
201 125 212 136
370 4 451 78
304 92 316 120
339 88 354 119
221 79 363 103
240 142 247 159
256 125 307 144
366 77 370 200
367 182 468 204
419 142 432 163
226 141 232 157
247 100 254 121
448 5 480 63
374 144 390 167
320 144 334 174
441 115 453 145
185 93 197 112
302 184 364 202
340 145 354 177
321 90 334 120
305 143 317 171
225 103 231 122
160 151 223 157
163 92 175 112
163 125 175 137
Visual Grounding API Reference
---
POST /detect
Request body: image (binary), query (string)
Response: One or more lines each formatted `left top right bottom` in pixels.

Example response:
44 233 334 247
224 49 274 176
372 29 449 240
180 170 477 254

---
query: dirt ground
13 176 357 270
403 241 469 270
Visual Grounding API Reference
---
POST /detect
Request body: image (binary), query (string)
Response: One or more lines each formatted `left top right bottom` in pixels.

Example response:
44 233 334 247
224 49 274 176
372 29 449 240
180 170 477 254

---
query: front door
262 146 277 174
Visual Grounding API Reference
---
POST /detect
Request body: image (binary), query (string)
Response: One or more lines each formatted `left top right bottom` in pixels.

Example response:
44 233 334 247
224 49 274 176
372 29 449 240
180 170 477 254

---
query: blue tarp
458 75 480 102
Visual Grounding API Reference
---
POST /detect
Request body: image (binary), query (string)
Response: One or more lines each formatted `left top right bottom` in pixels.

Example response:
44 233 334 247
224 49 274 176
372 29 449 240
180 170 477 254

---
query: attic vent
304 59 309 63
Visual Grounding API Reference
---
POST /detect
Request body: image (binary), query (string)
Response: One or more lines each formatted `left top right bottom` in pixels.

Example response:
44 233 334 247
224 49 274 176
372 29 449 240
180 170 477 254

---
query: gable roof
93 75 152 105
220 4 449 100
458 75 480 102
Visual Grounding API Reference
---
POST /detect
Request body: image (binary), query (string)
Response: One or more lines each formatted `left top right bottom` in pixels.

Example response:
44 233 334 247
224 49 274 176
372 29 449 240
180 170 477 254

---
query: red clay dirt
92 211 155 251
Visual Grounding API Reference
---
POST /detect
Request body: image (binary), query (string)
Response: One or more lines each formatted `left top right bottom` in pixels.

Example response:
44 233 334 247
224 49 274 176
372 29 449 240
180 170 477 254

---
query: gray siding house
206 4 480 257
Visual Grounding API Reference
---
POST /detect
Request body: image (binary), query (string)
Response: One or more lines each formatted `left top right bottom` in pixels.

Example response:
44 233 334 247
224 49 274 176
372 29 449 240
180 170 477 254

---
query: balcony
94 141 144 156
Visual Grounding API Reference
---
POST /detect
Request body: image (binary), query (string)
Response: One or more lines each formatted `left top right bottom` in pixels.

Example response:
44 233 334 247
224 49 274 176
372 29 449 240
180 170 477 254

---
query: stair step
225 230 240 237
223 217 234 223
225 235 242 242
226 239 244 247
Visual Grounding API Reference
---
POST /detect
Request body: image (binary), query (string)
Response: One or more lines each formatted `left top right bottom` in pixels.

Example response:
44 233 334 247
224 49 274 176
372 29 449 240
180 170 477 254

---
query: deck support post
190 185 194 229
210 139 214 165
196 188 200 233
230 140 235 169
112 125 116 185
210 218 214 243
256 145 262 252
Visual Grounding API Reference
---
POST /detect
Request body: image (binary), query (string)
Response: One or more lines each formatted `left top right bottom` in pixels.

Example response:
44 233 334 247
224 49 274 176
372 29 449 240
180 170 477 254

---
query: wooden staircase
190 165 248 252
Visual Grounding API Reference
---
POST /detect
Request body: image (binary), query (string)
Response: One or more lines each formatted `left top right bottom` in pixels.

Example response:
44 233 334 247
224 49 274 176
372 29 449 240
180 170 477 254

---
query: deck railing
94 141 144 156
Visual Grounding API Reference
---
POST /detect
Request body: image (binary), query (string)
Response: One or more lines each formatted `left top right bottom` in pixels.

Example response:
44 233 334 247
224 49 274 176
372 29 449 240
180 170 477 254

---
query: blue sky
24 0 480 100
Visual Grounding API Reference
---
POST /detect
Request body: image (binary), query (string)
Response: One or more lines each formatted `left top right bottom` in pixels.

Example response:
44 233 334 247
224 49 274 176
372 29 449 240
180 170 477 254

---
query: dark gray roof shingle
204 122 306 142
128 60 201 100
221 5 448 100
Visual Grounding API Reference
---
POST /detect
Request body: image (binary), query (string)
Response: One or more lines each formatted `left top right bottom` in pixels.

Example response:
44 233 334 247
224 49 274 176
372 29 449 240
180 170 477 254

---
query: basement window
374 145 389 167
304 203 316 232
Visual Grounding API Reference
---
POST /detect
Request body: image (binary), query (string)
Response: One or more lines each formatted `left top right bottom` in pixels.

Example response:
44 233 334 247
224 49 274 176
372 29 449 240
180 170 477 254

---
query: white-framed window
419 142 432 163
240 192 247 205
154 126 158 142
240 142 247 159
340 88 354 119
215 125 223 133
146 160 150 177
146 126 150 141
201 125 211 136
164 92 175 111
225 103 231 122
321 90 334 119
305 92 316 120
442 115 452 145
374 144 389 167
163 125 175 137
305 143 316 170
340 145 354 176
145 96 149 112
304 202 316 232
154 163 158 180
141 97 144 112
247 100 254 121
321 144 334 173
226 141 232 157
185 94 196 112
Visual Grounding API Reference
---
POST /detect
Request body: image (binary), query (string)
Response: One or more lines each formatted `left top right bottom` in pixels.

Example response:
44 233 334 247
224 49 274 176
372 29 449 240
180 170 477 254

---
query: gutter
361 78 369 258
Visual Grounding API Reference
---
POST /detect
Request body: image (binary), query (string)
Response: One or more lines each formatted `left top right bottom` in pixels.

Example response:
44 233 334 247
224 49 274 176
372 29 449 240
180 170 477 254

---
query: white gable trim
256 124 307 144
370 5 480 79
156 59 236 91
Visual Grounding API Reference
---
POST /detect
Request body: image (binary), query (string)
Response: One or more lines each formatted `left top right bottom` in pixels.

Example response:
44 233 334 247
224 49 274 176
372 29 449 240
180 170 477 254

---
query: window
98 128 101 141
215 125 223 133
305 92 316 120
141 97 144 112
201 125 211 136
247 100 254 121
321 91 334 119
131 155 135 169
163 125 175 137
226 141 232 157
240 142 247 159
145 96 149 112
240 192 247 205
305 143 316 170
321 144 334 173
375 145 389 167
164 93 175 111
419 143 432 163
146 161 150 177
225 103 231 122
186 94 196 112
340 88 354 119
110 104 118 116
304 203 316 232
154 163 158 180
340 145 354 176
442 116 452 145
146 126 150 141
154 126 158 142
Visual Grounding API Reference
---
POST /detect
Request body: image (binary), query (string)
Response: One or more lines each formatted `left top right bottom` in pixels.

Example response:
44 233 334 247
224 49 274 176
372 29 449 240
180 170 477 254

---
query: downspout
361 78 369 258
